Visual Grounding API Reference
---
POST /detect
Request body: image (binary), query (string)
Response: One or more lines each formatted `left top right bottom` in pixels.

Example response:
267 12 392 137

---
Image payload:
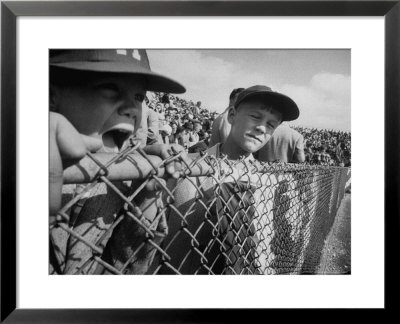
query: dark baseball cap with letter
50 49 186 94
234 85 299 121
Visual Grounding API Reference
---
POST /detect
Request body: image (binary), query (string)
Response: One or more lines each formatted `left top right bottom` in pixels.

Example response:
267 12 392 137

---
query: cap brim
50 61 186 94
236 91 299 122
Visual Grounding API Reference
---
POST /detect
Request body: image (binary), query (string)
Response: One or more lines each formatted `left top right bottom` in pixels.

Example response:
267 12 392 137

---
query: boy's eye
96 83 120 97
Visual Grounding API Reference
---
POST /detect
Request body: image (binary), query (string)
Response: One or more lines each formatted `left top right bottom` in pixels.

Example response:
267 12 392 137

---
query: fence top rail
62 152 350 184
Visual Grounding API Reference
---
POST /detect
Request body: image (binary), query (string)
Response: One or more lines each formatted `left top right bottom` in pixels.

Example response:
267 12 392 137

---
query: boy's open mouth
102 128 133 153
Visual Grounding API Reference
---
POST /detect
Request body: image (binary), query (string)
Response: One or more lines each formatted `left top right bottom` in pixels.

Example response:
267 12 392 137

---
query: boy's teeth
103 145 119 153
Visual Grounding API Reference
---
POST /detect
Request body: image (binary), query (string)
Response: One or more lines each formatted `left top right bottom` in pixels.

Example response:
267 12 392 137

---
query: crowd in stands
143 92 351 167
293 126 351 167
143 92 216 153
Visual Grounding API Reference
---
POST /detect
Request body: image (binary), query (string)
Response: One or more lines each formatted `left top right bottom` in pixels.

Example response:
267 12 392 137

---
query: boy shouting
49 49 187 274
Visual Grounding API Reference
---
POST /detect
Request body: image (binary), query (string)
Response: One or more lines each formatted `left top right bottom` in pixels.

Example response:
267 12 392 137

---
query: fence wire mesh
50 142 351 275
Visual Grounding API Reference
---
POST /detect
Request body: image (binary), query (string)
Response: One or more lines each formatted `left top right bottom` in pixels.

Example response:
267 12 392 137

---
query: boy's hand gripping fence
50 143 351 275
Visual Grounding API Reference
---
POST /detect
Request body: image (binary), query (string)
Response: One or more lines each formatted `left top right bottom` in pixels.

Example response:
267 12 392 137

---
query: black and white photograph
2 0 398 319
49 49 351 275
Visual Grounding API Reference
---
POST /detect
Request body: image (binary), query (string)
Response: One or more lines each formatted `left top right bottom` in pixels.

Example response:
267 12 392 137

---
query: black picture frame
1 0 399 322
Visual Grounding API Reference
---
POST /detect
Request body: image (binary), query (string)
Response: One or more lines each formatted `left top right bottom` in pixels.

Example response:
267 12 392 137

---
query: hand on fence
142 143 191 179
49 112 102 218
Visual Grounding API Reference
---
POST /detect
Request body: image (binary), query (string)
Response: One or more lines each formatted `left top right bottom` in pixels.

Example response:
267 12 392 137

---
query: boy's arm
49 112 102 217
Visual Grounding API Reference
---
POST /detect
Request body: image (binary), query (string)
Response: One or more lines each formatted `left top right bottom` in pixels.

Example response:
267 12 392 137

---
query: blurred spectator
189 120 202 145
159 123 172 144
177 123 191 150
209 87 244 147
136 103 160 147
199 129 210 146
161 92 170 104
186 122 198 148
191 104 200 116
168 122 179 144
256 124 305 163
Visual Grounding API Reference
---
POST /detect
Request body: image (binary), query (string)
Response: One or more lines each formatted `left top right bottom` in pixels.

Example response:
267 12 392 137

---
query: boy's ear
49 84 59 112
227 107 237 123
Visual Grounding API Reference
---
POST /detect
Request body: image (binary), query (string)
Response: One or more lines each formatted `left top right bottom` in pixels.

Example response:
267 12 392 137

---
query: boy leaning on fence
163 85 301 274
208 85 300 273
49 49 189 274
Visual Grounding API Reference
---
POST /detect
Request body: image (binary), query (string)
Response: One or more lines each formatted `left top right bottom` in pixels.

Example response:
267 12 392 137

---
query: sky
148 49 351 132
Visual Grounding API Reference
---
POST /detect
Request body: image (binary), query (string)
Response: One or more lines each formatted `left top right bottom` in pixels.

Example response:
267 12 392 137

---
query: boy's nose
255 124 267 134
118 101 140 119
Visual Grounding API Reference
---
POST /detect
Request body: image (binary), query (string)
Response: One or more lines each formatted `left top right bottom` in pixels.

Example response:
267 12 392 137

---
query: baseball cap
234 85 299 121
50 49 186 94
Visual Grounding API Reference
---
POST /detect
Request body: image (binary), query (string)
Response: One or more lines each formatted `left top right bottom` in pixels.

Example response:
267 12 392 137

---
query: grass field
317 193 351 274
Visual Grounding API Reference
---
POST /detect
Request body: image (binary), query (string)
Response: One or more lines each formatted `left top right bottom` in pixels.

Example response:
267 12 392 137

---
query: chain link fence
49 142 351 275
